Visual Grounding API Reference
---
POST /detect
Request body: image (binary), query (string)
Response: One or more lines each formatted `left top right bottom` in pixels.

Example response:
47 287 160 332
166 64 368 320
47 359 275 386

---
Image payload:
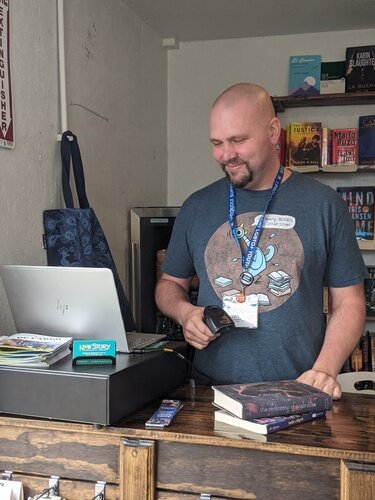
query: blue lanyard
228 165 284 270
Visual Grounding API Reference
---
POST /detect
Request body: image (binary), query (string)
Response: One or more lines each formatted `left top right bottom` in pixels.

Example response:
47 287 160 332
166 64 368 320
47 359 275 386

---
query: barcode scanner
203 305 235 335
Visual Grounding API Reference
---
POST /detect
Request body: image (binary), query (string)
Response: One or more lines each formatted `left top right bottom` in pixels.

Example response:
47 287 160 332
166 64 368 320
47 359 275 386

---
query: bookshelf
359 240 375 251
272 91 375 113
278 92 375 253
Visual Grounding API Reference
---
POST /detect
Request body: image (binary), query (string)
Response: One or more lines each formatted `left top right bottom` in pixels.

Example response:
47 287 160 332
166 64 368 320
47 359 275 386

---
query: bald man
155 83 366 399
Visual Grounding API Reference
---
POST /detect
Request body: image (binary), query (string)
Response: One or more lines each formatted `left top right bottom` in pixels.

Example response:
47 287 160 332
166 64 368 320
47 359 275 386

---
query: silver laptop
0 265 167 353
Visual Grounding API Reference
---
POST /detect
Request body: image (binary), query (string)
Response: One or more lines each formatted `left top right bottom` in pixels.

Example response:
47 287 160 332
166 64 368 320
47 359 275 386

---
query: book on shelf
358 115 375 166
211 379 332 420
0 333 72 367
336 186 374 240
342 331 374 374
320 60 346 94
320 127 332 168
288 55 321 96
365 267 375 319
361 331 371 372
371 332 375 372
275 128 286 166
286 122 322 172
331 128 358 167
345 45 375 93
214 408 326 435
350 343 363 372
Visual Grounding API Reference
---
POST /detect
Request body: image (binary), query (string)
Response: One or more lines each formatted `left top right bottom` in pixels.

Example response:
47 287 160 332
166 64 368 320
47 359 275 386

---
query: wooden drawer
155 441 340 500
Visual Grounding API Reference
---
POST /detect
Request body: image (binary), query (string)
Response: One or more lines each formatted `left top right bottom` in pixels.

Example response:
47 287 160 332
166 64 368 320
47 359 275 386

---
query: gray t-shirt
163 172 367 384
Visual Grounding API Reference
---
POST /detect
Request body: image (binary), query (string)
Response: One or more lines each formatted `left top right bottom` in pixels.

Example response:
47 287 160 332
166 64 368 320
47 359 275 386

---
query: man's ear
269 117 281 145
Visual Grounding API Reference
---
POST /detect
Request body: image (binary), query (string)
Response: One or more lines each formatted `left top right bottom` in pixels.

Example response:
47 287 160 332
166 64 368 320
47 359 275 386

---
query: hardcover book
336 186 375 240
320 128 332 168
320 61 345 94
286 122 322 171
370 332 375 372
345 45 375 93
364 267 375 318
275 128 286 166
288 55 321 96
211 379 332 420
361 331 371 371
331 128 358 166
358 115 375 166
214 409 326 435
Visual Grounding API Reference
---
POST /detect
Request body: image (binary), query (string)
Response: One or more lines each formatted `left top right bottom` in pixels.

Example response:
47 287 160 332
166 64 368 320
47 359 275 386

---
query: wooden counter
0 384 374 499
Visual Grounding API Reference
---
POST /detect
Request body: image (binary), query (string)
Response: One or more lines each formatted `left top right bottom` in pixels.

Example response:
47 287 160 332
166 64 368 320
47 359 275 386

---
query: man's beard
221 157 253 189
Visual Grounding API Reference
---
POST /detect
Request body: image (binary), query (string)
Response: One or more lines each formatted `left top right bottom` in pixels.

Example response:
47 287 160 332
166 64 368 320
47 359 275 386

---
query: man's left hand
297 369 342 400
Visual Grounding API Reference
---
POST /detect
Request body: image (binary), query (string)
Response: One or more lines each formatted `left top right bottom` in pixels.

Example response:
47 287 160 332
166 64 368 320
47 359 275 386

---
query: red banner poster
0 0 14 148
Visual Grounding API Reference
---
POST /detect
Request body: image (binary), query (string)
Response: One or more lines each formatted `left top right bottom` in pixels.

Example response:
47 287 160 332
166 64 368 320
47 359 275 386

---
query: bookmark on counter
145 399 183 428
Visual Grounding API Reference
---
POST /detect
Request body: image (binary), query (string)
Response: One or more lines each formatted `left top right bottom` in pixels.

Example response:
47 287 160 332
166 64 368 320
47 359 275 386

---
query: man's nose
221 143 237 162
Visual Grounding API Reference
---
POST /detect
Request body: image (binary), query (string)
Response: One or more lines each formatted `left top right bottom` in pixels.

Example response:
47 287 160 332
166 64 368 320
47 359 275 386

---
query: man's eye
233 138 246 144
211 141 222 147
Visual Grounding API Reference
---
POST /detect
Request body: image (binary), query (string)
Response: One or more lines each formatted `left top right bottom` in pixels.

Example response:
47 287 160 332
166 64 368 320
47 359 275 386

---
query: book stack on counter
212 379 331 436
0 333 72 368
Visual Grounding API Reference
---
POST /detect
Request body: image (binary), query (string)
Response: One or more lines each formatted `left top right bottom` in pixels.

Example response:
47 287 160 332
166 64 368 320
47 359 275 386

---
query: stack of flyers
145 399 183 428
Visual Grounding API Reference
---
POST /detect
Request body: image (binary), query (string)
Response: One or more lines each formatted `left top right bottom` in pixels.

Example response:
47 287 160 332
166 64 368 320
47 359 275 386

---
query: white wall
64 0 168 289
167 28 375 205
0 0 167 332
0 0 59 331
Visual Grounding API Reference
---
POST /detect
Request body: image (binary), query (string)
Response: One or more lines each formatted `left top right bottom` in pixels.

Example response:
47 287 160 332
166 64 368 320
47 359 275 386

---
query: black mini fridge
130 206 182 336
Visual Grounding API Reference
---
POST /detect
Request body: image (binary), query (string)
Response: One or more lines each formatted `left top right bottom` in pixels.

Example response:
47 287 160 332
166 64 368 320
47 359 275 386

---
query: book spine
350 343 363 372
361 332 370 372
321 128 332 167
243 395 331 419
370 332 375 372
359 115 375 166
266 412 325 433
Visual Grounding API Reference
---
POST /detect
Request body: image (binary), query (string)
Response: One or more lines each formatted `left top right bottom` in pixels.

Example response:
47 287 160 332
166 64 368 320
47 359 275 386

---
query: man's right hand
179 304 219 349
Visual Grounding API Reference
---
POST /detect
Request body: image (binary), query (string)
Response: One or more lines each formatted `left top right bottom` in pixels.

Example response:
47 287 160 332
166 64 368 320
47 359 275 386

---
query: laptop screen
0 265 130 352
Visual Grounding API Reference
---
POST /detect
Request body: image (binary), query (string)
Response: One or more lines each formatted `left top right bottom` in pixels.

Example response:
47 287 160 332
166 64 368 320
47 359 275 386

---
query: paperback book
275 128 286 166
214 419 268 442
288 55 321 96
364 266 375 318
336 186 374 240
320 128 332 168
358 115 375 166
212 379 332 420
320 60 346 94
345 45 375 93
286 122 322 171
0 333 72 367
331 128 358 167
214 409 326 435
371 332 375 372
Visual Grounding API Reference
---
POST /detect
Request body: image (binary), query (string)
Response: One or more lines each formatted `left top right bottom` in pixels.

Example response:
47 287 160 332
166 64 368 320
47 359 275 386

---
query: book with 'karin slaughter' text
212 379 332 420
214 409 326 435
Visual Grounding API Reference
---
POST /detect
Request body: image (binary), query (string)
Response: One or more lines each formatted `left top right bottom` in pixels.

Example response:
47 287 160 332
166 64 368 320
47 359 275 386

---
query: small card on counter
145 399 183 428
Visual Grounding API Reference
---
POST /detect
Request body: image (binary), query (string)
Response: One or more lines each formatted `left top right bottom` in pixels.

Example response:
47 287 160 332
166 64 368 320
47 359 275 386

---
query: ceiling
123 0 375 42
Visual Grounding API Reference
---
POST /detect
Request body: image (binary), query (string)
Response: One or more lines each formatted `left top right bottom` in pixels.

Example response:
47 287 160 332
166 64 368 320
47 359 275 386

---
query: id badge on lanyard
223 165 284 328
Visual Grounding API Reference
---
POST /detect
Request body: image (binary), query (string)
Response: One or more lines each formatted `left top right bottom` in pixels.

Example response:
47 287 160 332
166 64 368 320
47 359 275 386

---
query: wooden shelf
358 240 375 251
286 165 375 174
272 92 375 113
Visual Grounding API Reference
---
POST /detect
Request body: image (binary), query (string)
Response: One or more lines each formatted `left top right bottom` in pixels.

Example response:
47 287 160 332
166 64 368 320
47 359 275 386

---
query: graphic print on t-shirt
204 212 304 312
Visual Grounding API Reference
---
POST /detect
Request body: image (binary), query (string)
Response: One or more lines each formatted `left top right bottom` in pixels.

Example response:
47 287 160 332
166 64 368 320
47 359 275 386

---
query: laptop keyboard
126 332 167 350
